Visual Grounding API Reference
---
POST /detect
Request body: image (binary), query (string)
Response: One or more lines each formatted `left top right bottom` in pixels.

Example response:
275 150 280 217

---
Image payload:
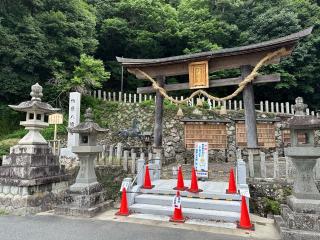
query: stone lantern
55 108 112 217
0 83 69 214
9 83 59 145
69 108 107 191
284 97 320 203
275 97 320 240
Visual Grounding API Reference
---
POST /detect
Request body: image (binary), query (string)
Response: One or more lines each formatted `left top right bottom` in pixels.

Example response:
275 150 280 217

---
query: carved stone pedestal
275 200 320 240
55 182 112 218
0 145 69 214
55 108 111 217
55 151 113 217
274 97 320 240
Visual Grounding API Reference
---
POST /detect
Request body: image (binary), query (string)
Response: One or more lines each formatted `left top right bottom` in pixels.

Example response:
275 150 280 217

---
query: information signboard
48 113 63 125
194 142 209 178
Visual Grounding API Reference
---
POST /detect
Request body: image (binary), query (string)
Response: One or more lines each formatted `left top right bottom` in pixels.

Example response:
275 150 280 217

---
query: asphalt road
0 215 248 240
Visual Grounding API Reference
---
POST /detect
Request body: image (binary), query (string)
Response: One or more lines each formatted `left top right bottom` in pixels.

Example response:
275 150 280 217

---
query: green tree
177 0 239 53
65 54 110 94
0 0 97 103
235 0 320 108
91 0 181 90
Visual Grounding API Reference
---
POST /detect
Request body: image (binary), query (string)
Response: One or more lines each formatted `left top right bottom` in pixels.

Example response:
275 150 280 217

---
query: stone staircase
129 179 247 223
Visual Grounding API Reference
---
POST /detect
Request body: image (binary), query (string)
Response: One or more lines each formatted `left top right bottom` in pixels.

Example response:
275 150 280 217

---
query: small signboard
120 180 131 192
172 194 181 209
188 61 209 89
48 113 63 125
194 142 209 178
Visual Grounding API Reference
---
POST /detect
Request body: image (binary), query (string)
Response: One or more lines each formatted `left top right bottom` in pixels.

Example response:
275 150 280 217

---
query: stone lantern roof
69 108 108 134
8 83 59 113
283 97 320 130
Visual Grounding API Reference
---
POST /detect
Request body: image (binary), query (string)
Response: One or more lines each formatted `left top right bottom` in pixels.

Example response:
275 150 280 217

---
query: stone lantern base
275 197 320 240
0 144 69 215
55 182 113 218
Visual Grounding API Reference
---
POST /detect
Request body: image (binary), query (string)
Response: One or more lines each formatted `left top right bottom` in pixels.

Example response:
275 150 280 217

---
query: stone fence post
236 157 247 189
248 150 254 178
131 153 137 174
136 158 145 186
153 155 161 180
123 150 128 172
260 152 266 178
116 142 123 166
108 144 114 165
273 151 279 178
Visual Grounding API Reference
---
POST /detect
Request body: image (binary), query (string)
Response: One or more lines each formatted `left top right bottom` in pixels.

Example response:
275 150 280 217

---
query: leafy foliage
0 0 97 103
61 54 110 94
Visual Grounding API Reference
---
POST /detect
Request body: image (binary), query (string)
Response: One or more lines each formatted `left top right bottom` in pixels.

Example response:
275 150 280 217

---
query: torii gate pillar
241 65 258 149
153 76 165 159
242 65 261 177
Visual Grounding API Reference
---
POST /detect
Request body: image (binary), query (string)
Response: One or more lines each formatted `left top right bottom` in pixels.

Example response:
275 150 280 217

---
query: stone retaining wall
58 100 319 166
249 179 320 217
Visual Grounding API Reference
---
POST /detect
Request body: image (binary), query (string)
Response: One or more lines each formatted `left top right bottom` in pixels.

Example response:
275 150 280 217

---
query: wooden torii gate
117 27 312 156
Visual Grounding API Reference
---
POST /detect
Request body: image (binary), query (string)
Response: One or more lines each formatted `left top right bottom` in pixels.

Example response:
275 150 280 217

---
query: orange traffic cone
237 196 254 230
142 165 154 189
173 166 188 191
170 191 186 223
226 168 238 194
115 187 130 216
187 167 203 193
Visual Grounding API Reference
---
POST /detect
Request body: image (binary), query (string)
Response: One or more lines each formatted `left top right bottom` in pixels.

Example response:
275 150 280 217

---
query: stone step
135 194 241 212
140 188 241 201
130 203 240 222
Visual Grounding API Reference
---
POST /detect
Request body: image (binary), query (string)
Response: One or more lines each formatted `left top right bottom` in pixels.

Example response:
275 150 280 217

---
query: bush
263 197 281 215
1 129 27 140
0 104 22 137
96 166 128 200
139 99 154 108
0 138 19 157
163 99 178 111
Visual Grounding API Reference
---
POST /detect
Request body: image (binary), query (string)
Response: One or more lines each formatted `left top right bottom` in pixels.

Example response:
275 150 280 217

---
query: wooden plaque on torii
188 61 209 89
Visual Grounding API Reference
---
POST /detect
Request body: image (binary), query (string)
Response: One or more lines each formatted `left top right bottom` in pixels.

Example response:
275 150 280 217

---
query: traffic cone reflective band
170 191 186 223
237 196 254 230
187 167 203 193
142 165 154 189
226 168 237 194
115 187 130 216
173 166 188 191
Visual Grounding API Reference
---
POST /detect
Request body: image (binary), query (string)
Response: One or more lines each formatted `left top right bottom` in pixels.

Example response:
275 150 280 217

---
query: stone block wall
58 100 315 165
249 179 320 217
95 101 285 162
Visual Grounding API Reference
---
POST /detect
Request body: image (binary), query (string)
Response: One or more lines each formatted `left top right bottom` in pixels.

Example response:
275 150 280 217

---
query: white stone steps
140 188 241 201
130 203 240 222
135 194 241 212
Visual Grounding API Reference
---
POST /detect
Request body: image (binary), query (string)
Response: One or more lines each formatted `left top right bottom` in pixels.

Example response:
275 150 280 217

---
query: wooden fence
91 90 319 116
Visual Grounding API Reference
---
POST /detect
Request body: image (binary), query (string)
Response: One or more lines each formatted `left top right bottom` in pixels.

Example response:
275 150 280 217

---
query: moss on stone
96 166 128 201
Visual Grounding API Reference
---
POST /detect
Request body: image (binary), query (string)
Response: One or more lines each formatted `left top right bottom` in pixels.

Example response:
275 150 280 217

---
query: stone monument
275 97 320 240
0 83 69 214
60 92 81 167
55 108 112 217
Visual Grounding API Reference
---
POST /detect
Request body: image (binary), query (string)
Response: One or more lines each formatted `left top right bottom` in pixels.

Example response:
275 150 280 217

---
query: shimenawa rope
135 47 289 104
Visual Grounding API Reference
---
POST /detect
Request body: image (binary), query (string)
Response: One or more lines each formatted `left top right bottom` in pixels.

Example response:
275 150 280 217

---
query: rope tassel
176 107 184 117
